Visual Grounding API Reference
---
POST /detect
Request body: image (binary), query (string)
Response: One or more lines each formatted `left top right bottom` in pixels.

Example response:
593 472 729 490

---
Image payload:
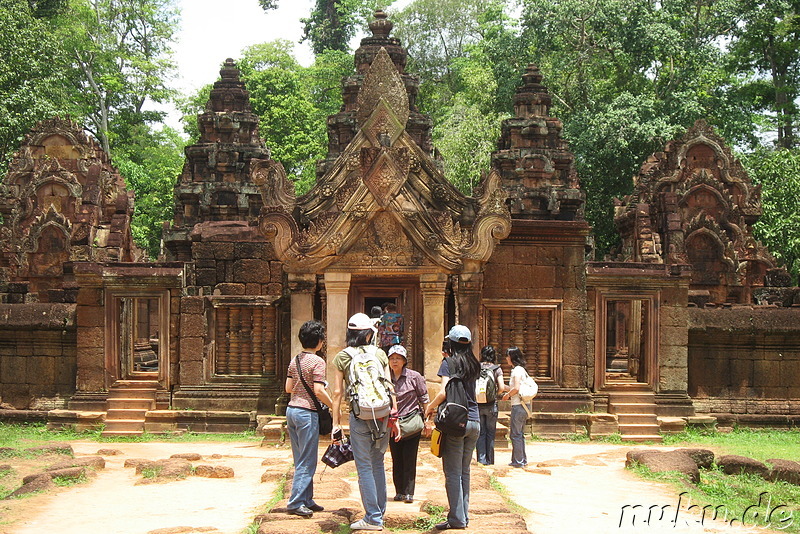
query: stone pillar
458 265 484 351
420 273 448 380
288 273 317 358
323 272 351 379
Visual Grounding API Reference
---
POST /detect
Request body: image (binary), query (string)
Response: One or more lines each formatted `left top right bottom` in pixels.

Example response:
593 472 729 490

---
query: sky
165 0 412 131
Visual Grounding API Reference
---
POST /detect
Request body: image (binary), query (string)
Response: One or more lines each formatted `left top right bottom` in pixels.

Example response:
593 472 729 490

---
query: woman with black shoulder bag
386 344 430 504
285 320 333 518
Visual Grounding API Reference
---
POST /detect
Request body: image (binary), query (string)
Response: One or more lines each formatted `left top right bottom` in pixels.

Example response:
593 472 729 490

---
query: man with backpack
331 313 396 531
475 345 506 465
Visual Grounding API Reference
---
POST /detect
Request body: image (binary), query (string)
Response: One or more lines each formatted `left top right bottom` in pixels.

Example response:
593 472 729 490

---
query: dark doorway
364 297 395 316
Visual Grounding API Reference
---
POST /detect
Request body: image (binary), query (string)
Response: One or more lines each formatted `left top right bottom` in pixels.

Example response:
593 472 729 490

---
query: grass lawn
630 427 800 532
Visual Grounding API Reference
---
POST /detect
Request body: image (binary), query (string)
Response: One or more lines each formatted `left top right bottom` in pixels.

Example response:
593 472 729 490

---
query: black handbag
321 438 354 468
295 354 333 435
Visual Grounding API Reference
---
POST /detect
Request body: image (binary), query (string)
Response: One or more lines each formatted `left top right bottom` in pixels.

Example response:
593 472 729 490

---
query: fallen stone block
768 458 800 485
23 466 86 484
194 465 234 478
677 448 714 469
717 455 769 478
171 453 202 461
47 455 105 471
26 443 73 456
627 449 700 483
97 448 123 456
6 474 54 498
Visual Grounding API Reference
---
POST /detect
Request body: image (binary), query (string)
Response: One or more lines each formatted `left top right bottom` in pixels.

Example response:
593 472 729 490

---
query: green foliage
232 41 352 193
433 95 506 194
301 0 373 55
52 472 88 486
140 466 162 479
114 125 184 258
742 148 800 283
663 427 800 462
414 503 447 530
54 0 178 155
0 0 80 173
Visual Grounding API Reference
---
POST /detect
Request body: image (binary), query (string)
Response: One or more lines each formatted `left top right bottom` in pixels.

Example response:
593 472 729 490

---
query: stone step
616 413 659 425
102 419 145 433
105 408 148 420
107 388 157 400
621 434 663 443
107 398 154 410
609 402 657 414
100 430 145 437
619 423 661 435
113 380 160 388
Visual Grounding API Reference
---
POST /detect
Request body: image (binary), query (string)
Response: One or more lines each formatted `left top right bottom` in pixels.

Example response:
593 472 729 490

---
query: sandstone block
768 458 800 485
717 455 769 478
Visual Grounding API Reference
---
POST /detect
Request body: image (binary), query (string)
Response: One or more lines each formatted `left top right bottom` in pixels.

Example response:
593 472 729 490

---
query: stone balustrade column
288 273 317 359
420 273 448 380
323 272 351 381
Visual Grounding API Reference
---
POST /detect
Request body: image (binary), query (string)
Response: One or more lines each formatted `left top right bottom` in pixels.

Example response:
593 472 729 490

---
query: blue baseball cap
447 325 472 344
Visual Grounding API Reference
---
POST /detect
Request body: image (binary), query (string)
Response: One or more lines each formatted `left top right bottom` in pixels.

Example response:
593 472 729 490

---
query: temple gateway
1 12 799 440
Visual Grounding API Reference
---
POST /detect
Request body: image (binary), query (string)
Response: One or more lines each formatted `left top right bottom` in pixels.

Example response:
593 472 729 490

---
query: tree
519 0 742 255
727 0 800 148
301 0 376 55
743 147 800 283
0 0 79 174
55 0 178 156
114 124 184 258
236 41 352 193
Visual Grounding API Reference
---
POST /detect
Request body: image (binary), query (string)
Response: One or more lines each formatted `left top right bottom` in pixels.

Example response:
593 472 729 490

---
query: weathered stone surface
6 473 53 498
767 458 800 485
170 453 202 461
626 449 700 483
194 464 234 478
124 458 153 469
26 443 73 456
23 466 86 484
96 449 123 456
717 455 769 478
47 455 105 471
677 448 714 469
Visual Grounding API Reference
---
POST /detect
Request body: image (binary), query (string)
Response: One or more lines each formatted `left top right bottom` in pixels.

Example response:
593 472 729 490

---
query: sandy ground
0 439 783 534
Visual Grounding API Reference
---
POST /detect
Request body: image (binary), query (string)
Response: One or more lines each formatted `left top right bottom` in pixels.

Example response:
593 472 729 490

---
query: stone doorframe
289 271 453 381
593 290 660 391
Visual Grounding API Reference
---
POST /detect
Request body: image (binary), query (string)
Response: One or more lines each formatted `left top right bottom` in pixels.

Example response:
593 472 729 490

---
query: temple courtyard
0 438 775 534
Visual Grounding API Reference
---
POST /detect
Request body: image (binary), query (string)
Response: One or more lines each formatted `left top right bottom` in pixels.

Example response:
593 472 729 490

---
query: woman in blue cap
424 325 480 530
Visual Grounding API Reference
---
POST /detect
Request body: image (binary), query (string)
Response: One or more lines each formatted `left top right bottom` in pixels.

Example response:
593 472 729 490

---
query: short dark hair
480 345 497 363
298 320 325 349
384 302 397 312
507 346 526 368
346 328 373 347
369 305 383 319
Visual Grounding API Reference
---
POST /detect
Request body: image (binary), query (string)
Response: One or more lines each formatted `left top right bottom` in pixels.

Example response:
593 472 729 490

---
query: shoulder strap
295 354 324 412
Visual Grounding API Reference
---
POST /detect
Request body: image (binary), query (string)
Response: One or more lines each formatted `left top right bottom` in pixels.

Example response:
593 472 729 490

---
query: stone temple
1 12 798 439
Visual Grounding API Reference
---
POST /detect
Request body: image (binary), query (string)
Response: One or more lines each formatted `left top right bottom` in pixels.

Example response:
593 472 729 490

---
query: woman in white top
501 346 529 468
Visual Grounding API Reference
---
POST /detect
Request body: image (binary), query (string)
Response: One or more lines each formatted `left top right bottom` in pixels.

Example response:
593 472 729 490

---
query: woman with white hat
331 313 395 531
424 325 481 530
386 344 429 504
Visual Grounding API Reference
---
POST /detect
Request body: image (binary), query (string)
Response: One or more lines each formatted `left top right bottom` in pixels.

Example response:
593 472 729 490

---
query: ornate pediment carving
356 48 409 130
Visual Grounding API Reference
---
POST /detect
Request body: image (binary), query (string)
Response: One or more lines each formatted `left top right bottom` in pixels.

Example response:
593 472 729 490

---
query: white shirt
509 365 527 406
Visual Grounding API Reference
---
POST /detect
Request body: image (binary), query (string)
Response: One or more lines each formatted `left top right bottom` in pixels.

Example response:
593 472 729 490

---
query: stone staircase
608 388 662 442
101 380 158 437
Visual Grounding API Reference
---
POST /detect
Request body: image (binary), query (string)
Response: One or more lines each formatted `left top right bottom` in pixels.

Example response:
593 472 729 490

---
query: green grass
632 428 800 532
413 503 447 531
0 423 260 447
489 475 529 514
52 473 88 487
140 466 162 479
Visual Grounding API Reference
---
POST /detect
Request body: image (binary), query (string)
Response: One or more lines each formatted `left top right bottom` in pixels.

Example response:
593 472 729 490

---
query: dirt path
0 440 779 534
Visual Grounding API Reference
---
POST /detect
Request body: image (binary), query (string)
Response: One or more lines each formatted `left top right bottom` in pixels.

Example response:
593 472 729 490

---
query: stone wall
689 307 800 415
0 304 76 409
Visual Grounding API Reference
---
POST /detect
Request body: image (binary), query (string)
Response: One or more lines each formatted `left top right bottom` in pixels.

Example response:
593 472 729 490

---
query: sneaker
404 494 414 503
393 494 405 501
308 503 324 512
350 518 383 530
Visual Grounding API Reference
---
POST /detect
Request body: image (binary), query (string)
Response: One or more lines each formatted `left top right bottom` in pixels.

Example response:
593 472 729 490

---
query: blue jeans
476 402 498 464
441 420 480 528
509 404 528 467
349 413 390 526
286 406 320 510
